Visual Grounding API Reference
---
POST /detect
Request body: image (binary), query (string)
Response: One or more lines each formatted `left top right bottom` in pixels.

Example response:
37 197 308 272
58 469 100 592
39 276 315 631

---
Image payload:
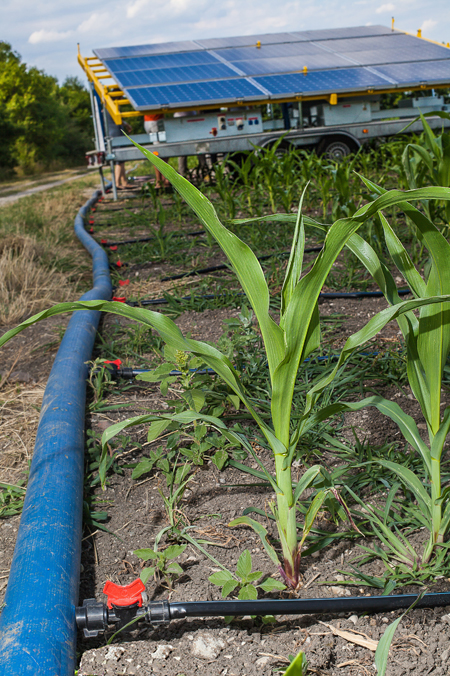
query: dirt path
0 170 92 206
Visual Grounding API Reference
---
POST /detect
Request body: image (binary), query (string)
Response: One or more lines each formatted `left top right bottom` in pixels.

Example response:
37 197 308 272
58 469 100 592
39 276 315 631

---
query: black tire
317 137 357 161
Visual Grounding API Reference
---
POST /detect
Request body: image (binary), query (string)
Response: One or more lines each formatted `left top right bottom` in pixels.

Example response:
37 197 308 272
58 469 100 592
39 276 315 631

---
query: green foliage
0 42 92 175
208 549 286 600
0 481 26 518
135 544 187 589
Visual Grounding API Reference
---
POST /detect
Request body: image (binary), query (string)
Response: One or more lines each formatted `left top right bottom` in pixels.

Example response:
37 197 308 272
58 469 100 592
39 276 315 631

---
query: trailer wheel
317 137 357 160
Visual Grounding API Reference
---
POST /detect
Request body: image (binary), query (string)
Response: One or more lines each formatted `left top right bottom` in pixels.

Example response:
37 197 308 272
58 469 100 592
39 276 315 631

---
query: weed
135 543 187 589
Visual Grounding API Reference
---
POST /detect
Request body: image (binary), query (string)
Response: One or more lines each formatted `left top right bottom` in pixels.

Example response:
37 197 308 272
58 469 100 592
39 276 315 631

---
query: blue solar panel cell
374 59 450 84
114 63 238 88
344 46 450 66
126 78 264 109
236 53 354 75
255 67 389 96
104 51 218 73
319 34 408 53
94 41 201 60
218 42 326 63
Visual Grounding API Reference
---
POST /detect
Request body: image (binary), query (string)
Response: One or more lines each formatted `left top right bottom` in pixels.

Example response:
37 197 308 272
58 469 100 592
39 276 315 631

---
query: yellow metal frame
78 27 450 125
78 44 142 124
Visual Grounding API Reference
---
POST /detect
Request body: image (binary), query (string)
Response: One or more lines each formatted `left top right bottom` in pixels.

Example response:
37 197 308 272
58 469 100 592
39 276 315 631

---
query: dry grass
0 381 45 485
0 173 101 482
0 236 72 324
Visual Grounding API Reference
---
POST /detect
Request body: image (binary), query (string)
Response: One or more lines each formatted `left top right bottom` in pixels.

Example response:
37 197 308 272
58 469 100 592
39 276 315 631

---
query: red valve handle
103 579 145 609
104 359 122 367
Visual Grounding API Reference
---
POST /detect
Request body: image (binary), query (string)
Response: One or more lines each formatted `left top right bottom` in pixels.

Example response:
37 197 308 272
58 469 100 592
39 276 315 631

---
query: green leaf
238 584 258 600
236 549 252 580
209 570 234 586
283 650 308 676
281 189 307 316
212 449 228 470
165 562 183 575
246 571 263 583
374 591 426 676
147 419 171 442
299 490 327 549
259 578 286 592
229 516 280 567
131 457 155 480
222 579 240 598
164 544 186 560
134 548 158 561
125 134 285 379
292 465 322 504
182 389 206 413
140 567 155 583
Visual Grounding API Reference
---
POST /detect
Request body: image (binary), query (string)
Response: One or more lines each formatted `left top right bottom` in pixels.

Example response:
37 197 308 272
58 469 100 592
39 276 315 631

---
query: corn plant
255 178 450 574
2 145 450 588
402 112 450 225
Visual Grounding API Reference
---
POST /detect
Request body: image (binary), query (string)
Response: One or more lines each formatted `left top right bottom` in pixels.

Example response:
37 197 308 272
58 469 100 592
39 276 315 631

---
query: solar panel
216 42 327 62
320 34 419 53
111 63 237 89
374 59 450 85
255 67 389 97
104 51 219 73
94 41 202 60
343 46 448 67
126 78 265 109
92 26 450 111
236 54 354 76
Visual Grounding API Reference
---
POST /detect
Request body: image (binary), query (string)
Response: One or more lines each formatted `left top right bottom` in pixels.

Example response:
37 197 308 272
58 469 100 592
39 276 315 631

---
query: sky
2 0 449 84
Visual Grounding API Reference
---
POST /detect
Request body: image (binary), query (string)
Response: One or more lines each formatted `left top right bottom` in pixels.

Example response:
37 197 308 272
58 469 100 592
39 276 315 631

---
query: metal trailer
78 24 450 197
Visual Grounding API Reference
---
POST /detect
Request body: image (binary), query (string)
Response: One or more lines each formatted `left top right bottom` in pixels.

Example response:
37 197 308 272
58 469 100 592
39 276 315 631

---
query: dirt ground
1 189 449 676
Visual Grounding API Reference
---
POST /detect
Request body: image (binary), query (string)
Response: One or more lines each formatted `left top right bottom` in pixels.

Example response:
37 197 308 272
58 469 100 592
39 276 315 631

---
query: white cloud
126 0 149 19
421 19 437 32
28 29 72 44
375 3 395 13
78 13 106 33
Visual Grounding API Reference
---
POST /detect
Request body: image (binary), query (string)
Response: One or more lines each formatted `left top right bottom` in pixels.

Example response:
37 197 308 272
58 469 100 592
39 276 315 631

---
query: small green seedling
209 549 286 600
274 650 308 675
135 544 186 589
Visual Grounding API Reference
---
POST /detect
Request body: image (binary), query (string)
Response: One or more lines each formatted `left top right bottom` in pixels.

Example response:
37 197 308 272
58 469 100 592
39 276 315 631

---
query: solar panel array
93 26 450 110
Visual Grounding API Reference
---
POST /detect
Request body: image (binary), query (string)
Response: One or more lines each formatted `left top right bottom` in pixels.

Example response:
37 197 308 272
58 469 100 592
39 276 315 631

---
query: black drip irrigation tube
98 230 205 246
76 578 450 638
115 288 411 307
160 247 323 282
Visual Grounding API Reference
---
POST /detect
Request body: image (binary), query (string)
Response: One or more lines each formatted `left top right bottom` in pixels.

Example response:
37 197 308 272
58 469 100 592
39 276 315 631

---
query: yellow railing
77 45 142 125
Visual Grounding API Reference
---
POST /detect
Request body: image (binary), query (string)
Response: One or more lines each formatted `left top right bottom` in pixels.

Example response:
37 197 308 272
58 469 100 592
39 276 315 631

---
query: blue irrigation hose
0 188 112 675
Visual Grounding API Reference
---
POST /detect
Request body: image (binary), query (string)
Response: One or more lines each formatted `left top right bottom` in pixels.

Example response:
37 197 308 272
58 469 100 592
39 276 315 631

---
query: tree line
0 41 93 178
